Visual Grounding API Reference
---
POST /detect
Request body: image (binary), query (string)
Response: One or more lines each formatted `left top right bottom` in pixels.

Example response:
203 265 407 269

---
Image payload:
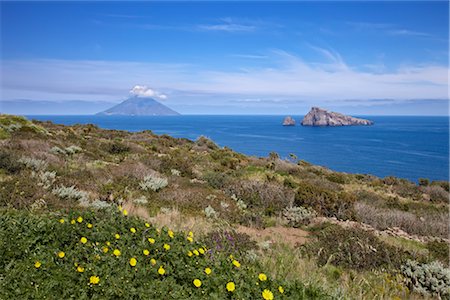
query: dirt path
237 225 309 248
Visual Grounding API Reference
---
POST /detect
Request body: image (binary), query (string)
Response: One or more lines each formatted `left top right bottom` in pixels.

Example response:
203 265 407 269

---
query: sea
28 115 449 182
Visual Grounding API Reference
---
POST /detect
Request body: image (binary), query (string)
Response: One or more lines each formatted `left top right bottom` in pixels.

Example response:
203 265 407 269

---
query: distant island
301 107 374 126
282 116 296 126
97 96 180 116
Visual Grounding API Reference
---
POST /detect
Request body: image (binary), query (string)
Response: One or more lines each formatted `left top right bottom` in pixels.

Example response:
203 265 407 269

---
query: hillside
97 96 180 116
0 114 448 299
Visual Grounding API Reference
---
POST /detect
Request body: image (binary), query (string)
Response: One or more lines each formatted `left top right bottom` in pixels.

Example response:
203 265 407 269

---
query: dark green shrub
195 135 218 150
202 172 231 189
304 226 412 271
426 240 449 265
0 150 23 174
418 178 429 186
325 173 348 184
106 142 130 154
294 181 355 220
431 180 449 192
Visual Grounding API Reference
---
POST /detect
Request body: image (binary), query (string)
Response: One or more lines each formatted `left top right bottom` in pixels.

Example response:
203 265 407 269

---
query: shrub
294 181 355 220
139 175 168 192
203 172 231 189
106 142 130 154
19 157 48 171
52 185 89 205
0 150 24 174
226 180 294 216
426 240 450 265
418 178 429 186
202 229 258 257
421 185 449 203
283 206 317 227
195 135 218 150
354 202 448 238
401 260 450 298
304 226 412 271
0 209 329 299
65 145 82 155
204 205 217 218
37 171 57 189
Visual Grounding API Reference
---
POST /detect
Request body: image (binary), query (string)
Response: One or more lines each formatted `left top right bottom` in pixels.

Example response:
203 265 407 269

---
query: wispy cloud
1 51 447 104
198 18 257 32
347 21 436 39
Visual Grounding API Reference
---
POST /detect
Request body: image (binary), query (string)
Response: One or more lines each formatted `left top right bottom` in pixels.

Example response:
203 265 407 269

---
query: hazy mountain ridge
97 97 180 116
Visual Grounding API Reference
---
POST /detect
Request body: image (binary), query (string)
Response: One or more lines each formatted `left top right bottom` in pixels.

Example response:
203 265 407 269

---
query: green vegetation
0 114 448 299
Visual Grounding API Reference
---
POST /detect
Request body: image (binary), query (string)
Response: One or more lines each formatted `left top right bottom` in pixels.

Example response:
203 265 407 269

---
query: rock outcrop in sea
282 116 296 126
301 107 373 126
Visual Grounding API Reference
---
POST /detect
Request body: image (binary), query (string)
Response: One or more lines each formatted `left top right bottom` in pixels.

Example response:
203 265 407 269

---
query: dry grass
354 202 448 238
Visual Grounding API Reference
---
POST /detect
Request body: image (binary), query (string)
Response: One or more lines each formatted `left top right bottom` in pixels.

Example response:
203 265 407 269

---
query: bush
294 181 355 220
52 185 89 205
202 229 258 257
426 240 450 265
226 179 294 216
421 185 449 203
0 209 328 299
106 142 130 154
283 206 317 227
19 157 48 171
203 172 231 189
304 226 412 271
0 150 23 174
401 260 450 298
139 175 168 192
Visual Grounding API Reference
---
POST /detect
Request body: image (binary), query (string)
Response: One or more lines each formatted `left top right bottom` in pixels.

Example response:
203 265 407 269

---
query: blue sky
1 1 449 115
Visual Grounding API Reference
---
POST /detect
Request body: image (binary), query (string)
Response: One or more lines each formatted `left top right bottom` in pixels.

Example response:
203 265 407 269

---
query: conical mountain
97 97 180 116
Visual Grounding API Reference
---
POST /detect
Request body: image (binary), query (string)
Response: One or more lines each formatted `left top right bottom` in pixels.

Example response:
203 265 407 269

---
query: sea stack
301 107 373 126
282 116 296 126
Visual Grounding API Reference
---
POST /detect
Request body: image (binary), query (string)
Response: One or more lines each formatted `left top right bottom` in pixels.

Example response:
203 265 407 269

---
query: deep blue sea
28 115 449 182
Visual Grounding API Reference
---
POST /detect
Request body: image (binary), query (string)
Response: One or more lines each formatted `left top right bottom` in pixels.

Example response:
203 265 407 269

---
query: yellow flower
129 258 137 267
163 244 170 251
70 219 76 224
199 248 205 255
143 249 150 256
150 258 156 265
145 222 150 227
77 266 85 273
59 219 65 224
278 286 284 294
262 289 274 300
204 267 212 275
148 238 155 244
122 209 128 216
115 233 120 239
229 254 233 259
187 251 193 257
187 237 193 243
168 230 174 238
193 279 202 288
113 249 121 257
106 241 111 246
87 223 93 229
193 249 199 256
188 231 194 237
89 276 100 285
118 205 122 211
34 261 41 268
226 282 235 292
77 216 83 223
158 266 165 275
232 260 240 268
80 237 88 244
102 247 109 253
258 273 267 281
130 227 136 233
58 251 65 258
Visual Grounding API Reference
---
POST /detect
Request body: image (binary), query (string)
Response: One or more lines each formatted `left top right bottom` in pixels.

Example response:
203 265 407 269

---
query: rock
282 116 296 126
301 107 373 126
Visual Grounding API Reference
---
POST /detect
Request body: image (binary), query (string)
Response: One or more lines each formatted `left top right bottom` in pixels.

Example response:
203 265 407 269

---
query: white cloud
129 85 167 99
